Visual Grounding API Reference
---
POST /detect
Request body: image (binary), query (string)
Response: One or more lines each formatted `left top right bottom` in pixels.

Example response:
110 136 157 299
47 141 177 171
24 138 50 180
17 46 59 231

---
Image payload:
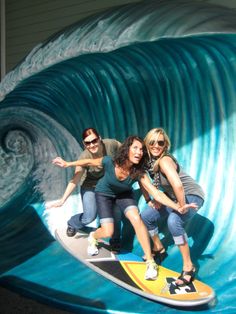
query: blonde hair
144 128 171 171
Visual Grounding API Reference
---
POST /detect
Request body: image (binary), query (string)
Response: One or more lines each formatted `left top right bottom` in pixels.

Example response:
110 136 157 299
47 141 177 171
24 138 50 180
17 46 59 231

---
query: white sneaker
87 232 99 256
145 259 158 280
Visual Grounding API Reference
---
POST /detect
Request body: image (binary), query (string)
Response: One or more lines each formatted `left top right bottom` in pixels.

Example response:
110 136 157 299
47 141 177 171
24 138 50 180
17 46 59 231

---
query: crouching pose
142 128 205 286
52 136 197 281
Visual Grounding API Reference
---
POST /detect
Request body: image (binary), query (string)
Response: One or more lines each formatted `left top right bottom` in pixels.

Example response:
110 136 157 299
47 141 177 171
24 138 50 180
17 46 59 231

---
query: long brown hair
115 136 147 179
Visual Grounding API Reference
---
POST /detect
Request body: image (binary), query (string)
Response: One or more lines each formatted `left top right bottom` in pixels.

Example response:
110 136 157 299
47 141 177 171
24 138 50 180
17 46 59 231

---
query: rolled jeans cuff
173 233 188 245
148 227 159 237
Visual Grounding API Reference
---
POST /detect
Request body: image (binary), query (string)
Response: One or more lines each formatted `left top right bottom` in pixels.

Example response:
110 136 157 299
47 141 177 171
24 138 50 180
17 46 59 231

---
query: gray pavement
0 286 73 314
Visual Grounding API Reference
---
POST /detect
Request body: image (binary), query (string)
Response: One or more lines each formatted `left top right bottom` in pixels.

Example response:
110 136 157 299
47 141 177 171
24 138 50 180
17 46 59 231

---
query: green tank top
95 156 137 197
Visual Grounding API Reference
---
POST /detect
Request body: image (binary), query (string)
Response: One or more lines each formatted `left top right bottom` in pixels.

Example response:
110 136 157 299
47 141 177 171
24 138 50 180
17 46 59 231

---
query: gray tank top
146 153 205 201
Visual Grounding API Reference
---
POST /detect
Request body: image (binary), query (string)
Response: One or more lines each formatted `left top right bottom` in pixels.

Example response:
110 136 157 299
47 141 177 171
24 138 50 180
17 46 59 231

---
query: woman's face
83 133 101 154
128 139 144 164
148 132 166 158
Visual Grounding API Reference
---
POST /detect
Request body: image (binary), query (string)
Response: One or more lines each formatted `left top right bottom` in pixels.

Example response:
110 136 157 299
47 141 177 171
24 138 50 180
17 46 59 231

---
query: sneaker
87 232 99 256
145 259 158 280
66 226 76 237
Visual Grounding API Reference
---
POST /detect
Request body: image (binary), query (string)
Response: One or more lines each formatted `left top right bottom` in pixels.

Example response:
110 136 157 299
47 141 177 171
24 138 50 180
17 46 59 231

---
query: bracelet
145 197 151 204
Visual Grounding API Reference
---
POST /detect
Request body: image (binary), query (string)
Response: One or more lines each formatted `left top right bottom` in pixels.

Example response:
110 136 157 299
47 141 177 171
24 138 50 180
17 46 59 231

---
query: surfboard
55 228 215 308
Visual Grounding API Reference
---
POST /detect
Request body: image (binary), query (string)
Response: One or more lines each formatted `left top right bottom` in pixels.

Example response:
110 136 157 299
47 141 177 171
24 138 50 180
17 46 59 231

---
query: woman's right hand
46 199 64 209
52 157 68 168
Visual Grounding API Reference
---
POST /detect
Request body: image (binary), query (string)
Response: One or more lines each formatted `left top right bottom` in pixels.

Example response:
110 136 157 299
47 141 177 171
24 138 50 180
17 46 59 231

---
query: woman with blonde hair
141 128 205 286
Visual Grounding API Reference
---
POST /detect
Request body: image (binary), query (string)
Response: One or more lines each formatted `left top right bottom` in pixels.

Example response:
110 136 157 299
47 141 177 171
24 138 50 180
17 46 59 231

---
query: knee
167 214 177 229
129 213 143 227
167 213 182 233
141 207 158 226
140 212 148 225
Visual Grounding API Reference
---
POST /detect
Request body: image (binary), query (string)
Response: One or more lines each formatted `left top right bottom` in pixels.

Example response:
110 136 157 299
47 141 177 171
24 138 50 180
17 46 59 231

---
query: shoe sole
145 275 158 280
67 233 76 237
144 269 158 280
87 247 99 256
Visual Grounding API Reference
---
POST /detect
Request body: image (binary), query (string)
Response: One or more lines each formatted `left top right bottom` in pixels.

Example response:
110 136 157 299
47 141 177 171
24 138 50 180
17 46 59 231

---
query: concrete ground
0 286 73 314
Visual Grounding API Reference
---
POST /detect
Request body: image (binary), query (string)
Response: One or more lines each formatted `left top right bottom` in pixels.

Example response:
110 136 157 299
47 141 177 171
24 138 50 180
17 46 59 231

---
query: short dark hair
115 135 147 179
82 128 99 140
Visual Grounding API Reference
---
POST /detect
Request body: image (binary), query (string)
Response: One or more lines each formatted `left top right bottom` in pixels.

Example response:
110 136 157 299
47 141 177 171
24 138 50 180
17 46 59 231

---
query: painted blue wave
0 1 236 313
1 0 236 100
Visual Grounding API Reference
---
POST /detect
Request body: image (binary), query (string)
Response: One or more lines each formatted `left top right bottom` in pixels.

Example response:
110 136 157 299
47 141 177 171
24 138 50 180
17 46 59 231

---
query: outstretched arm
57 166 84 205
52 156 103 168
139 181 161 209
46 166 85 209
139 174 197 213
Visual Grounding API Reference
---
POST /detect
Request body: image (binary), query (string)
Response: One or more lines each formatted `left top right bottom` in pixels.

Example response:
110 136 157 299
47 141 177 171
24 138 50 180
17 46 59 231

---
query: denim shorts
95 191 138 225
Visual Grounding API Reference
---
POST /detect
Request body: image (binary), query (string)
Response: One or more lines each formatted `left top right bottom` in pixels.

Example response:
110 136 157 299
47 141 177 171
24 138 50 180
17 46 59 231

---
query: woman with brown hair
48 127 123 250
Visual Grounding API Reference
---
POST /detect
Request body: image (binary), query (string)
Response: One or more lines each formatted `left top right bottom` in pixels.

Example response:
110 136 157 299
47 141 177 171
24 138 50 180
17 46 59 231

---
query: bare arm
46 166 85 208
139 180 161 209
139 174 197 212
60 166 85 204
159 156 185 207
139 181 152 203
52 156 103 168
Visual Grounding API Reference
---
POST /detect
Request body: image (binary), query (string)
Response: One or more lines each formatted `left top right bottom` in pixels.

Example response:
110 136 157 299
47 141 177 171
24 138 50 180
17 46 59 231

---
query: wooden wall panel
4 0 236 73
5 0 141 72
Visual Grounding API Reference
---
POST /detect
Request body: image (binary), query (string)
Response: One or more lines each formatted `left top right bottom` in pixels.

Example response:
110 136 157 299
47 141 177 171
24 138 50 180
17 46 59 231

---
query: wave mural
0 1 236 313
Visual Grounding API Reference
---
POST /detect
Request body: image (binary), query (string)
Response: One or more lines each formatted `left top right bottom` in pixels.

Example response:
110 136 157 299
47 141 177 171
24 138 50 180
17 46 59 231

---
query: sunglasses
149 140 165 147
84 138 99 146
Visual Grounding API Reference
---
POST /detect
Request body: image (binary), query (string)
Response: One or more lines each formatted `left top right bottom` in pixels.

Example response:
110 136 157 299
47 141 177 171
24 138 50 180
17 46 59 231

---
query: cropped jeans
67 187 97 230
67 187 126 239
141 195 204 245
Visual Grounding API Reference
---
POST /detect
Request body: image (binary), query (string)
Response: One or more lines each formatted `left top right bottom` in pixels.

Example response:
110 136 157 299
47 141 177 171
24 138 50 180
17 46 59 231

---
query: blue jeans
67 188 127 239
141 195 204 245
67 187 97 230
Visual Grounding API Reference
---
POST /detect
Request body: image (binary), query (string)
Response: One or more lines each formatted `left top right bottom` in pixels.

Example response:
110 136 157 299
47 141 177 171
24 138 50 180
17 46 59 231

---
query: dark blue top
95 156 137 197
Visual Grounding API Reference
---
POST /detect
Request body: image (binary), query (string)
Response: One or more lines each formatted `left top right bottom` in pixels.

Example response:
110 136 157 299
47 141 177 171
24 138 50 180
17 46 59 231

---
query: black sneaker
66 226 76 237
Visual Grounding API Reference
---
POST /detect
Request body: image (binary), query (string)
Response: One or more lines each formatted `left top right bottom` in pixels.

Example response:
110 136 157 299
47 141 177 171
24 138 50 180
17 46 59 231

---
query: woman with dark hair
48 127 124 250
52 136 197 280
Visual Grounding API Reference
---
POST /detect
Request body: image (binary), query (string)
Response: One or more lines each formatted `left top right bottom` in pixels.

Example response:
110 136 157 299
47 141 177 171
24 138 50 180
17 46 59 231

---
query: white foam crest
43 194 83 237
